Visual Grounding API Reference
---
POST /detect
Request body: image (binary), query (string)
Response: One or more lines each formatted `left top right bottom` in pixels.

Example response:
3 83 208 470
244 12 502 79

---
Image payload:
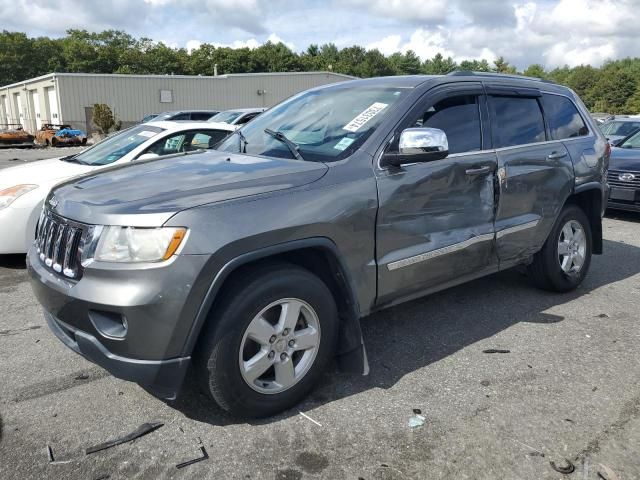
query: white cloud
186 40 203 52
267 33 295 50
344 0 449 23
2 0 640 70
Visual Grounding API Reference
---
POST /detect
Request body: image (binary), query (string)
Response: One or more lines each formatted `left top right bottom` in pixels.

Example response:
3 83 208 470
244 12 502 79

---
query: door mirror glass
382 128 449 167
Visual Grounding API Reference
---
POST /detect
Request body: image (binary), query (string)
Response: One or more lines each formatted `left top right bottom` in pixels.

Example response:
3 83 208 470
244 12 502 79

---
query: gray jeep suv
28 72 609 417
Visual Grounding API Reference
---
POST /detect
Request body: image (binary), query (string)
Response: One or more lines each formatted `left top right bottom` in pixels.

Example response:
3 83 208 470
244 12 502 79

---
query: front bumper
27 245 212 399
44 310 189 399
607 187 640 212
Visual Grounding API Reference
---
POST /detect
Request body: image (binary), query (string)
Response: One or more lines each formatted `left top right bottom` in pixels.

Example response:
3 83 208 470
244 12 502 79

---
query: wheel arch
565 182 603 254
182 237 368 373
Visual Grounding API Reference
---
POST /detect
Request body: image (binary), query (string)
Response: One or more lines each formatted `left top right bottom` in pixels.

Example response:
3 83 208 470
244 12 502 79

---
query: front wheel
528 205 592 292
194 263 338 417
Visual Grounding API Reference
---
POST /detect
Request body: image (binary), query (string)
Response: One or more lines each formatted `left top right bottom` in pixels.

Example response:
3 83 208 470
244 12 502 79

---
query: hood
609 147 640 172
0 157 94 190
49 150 328 226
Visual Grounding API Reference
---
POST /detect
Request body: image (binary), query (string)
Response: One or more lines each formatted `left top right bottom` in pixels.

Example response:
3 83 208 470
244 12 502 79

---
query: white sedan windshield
73 125 164 166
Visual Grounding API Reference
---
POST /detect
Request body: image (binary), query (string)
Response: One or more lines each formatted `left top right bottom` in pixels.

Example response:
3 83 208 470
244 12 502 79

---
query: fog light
88 310 128 339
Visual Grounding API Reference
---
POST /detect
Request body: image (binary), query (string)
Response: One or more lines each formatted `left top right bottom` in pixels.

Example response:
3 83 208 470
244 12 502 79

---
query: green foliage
92 103 121 134
3 29 640 113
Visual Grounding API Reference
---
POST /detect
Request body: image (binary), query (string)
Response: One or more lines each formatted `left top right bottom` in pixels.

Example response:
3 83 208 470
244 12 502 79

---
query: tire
193 262 338 417
528 204 592 292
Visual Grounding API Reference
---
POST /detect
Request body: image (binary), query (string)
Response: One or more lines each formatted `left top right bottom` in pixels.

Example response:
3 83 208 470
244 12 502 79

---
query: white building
0 71 354 133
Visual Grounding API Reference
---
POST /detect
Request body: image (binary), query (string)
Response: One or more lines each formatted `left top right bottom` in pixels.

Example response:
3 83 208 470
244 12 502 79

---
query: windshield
73 125 164 166
618 130 640 149
217 85 408 162
209 111 243 124
601 121 640 136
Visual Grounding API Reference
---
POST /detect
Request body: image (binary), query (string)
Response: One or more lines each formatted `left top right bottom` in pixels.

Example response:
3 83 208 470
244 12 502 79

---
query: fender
181 237 369 375
572 182 604 255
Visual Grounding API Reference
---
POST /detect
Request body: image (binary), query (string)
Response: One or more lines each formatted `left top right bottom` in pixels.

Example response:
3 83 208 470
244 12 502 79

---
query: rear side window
541 94 589 139
413 95 482 154
489 96 546 148
190 112 214 121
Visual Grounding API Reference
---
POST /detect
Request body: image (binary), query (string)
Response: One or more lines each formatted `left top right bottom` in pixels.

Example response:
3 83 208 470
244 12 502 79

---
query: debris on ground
46 444 72 465
0 325 41 336
408 413 426 429
597 463 620 480
74 373 90 381
299 411 322 427
549 458 575 474
176 446 209 469
85 422 164 454
482 349 510 354
596 313 610 318
480 380 490 387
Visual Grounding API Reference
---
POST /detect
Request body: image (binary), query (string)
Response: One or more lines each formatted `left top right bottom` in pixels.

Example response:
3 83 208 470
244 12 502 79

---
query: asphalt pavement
0 213 639 479
0 146 86 171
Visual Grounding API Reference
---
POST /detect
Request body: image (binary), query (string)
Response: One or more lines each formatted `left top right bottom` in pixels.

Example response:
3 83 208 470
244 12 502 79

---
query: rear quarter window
489 96 546 148
541 94 589 140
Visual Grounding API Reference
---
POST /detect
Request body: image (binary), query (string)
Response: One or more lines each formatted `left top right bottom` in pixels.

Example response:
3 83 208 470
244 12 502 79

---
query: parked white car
0 121 236 254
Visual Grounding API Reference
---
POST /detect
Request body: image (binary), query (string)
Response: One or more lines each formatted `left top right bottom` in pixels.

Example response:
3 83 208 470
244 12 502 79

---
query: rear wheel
194 263 338 417
528 205 592 292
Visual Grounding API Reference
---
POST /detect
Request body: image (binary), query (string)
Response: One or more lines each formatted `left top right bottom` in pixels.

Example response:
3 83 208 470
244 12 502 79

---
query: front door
375 83 498 306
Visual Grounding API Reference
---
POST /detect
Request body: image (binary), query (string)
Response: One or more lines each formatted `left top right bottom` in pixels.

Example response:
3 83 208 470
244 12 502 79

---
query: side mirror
381 128 449 168
136 153 159 161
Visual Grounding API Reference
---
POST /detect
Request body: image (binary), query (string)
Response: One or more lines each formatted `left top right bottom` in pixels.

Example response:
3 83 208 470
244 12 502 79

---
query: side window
190 112 213 121
411 95 482 154
541 94 589 140
145 133 187 155
191 130 230 149
489 96 546 148
237 112 260 125
171 113 190 120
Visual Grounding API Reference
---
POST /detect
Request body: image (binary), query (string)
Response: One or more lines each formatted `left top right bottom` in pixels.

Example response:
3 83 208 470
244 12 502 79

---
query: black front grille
35 209 86 279
608 169 640 189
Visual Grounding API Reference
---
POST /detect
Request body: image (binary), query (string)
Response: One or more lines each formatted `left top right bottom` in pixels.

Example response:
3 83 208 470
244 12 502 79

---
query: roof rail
447 70 557 85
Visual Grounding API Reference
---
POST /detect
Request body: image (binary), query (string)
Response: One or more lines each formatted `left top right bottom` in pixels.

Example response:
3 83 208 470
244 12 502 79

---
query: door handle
465 165 493 176
548 151 567 160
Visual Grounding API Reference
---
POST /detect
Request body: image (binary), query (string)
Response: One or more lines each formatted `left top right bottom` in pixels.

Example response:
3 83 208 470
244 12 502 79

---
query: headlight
0 184 38 210
94 226 187 263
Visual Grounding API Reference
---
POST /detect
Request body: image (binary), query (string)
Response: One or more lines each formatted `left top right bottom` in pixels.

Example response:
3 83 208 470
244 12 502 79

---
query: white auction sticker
137 131 157 138
342 102 388 132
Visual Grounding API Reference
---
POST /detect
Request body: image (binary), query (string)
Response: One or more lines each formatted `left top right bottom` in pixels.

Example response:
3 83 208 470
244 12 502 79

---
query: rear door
376 83 498 305
488 88 574 265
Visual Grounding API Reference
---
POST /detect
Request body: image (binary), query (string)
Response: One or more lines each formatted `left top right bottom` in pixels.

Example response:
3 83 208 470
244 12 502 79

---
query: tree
459 59 491 72
493 56 516 74
591 72 637 113
92 104 121 134
624 88 640 114
423 53 458 74
523 64 547 78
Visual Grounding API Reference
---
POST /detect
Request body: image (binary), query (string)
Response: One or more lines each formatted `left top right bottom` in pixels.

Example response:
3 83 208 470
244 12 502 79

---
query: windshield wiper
264 128 304 161
59 154 87 165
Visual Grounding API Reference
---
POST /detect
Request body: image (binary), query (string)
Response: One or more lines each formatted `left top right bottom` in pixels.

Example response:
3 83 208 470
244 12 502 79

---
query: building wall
57 72 351 133
1 72 353 134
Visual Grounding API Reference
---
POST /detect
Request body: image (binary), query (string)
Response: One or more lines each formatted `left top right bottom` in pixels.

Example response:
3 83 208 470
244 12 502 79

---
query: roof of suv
337 71 566 92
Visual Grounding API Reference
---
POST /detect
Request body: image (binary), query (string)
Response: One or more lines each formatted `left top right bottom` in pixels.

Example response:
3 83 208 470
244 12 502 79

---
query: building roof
0 71 355 90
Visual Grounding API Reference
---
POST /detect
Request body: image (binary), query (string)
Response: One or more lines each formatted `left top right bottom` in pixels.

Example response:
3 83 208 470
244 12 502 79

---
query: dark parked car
600 117 640 145
28 73 608 417
207 108 266 126
607 130 640 211
146 110 220 122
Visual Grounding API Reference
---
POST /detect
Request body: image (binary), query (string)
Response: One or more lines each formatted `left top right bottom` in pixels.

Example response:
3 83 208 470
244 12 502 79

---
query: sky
1 0 638 69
